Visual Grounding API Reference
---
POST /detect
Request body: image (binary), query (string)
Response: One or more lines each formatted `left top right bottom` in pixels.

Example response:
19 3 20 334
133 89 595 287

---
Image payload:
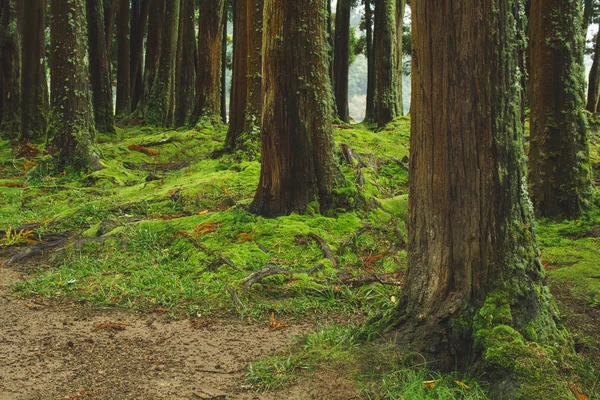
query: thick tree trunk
145 0 179 126
87 0 115 134
220 7 228 124
587 34 600 113
49 0 98 170
333 0 351 123
395 0 405 116
138 0 165 117
388 1 566 392
529 0 593 219
364 0 375 123
21 0 48 140
130 0 150 111
115 0 131 117
192 0 225 124
174 0 196 127
226 0 248 143
250 0 339 218
0 0 21 137
373 0 399 127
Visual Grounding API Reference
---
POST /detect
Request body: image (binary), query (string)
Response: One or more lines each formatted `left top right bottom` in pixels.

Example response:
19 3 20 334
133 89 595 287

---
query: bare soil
0 265 360 400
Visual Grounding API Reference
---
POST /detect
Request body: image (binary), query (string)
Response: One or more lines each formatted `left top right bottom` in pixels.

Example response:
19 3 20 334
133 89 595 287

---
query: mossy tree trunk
138 0 164 117
387 1 566 394
86 0 115 134
0 0 21 138
587 33 600 113
333 0 351 123
191 0 225 124
115 0 131 117
146 0 179 126
130 0 150 112
220 5 228 124
373 0 399 127
395 0 404 115
364 0 375 123
529 0 593 219
250 0 339 218
174 0 196 127
49 0 98 170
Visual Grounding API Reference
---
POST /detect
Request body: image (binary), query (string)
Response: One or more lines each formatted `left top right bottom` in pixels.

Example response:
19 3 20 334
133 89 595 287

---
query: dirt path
0 266 355 400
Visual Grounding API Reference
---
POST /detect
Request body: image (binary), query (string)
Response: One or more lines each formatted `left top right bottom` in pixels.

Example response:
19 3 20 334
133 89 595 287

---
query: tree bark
138 0 165 117
145 0 179 126
389 0 565 389
225 0 248 143
87 0 115 134
583 0 594 32
333 0 351 123
174 0 196 127
364 0 375 123
220 5 228 124
373 0 399 127
0 0 21 138
250 0 339 218
529 0 593 219
395 0 405 115
49 0 98 170
587 33 600 113
104 0 117 56
115 0 131 117
192 0 225 124
130 0 150 112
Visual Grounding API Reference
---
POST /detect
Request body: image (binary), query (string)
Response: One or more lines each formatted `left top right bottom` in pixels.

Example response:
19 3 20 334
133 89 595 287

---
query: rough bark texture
220 7 228 124
395 0 404 115
104 0 117 56
115 0 130 117
146 0 179 126
389 0 565 387
587 33 600 113
130 0 150 111
250 0 338 218
333 0 351 123
225 0 248 144
139 0 165 117
364 0 375 123
529 0 593 219
192 0 225 124
174 0 196 127
49 0 98 170
373 0 399 127
87 0 115 134
0 0 21 137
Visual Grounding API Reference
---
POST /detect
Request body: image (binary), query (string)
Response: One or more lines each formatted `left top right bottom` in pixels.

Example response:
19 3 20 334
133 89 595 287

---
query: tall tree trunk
587 33 600 113
145 0 179 126
389 2 566 396
49 0 98 170
327 0 334 89
529 0 593 219
226 0 248 143
220 6 228 124
104 0 117 56
373 0 399 127
174 0 196 127
21 0 48 140
250 0 339 218
333 0 351 123
395 0 405 116
130 0 150 112
138 0 165 117
0 0 21 138
87 0 115 134
115 0 131 117
583 0 594 32
364 0 375 123
191 0 225 124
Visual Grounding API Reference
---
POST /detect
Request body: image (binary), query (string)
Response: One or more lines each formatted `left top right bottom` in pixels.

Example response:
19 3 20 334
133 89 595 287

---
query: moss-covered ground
1 117 599 398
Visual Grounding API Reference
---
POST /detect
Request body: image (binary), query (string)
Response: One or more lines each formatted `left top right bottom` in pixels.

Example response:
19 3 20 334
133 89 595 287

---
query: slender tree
587 33 600 113
0 0 21 137
333 0 351 123
192 0 225 124
226 0 248 141
251 0 339 217
104 0 117 56
220 4 228 123
138 0 165 117
373 0 399 127
386 1 568 397
49 0 98 170
395 0 405 115
174 0 196 127
364 0 375 123
145 0 179 126
115 0 131 117
87 0 115 134
529 0 593 218
130 0 150 111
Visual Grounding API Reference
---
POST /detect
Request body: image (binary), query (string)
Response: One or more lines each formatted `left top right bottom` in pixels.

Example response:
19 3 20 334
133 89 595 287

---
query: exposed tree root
307 233 339 269
241 264 324 287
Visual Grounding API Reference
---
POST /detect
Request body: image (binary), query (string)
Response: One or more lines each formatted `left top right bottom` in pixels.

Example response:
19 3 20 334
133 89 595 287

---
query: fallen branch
390 156 409 171
140 137 180 147
182 236 242 271
308 233 339 269
242 264 324 287
341 271 403 287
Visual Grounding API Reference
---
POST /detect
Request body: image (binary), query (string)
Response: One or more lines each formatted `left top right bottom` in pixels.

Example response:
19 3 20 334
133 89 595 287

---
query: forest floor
0 119 599 399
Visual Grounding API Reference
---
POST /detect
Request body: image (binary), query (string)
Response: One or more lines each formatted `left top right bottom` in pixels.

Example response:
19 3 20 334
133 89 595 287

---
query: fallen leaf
423 380 437 389
568 383 589 400
455 380 471 389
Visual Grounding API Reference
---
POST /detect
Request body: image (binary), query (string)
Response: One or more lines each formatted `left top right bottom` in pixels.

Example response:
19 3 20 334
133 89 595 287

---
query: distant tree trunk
87 0 115 134
587 34 600 113
333 0 351 123
115 0 131 117
250 0 339 218
191 0 225 124
146 0 179 126
104 0 117 55
583 0 594 32
529 0 593 219
0 0 21 137
21 0 48 140
224 0 263 156
49 0 98 170
327 0 334 88
130 0 150 111
373 0 399 127
139 0 165 117
389 3 566 397
174 0 196 127
395 0 405 115
364 0 375 123
220 6 228 124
